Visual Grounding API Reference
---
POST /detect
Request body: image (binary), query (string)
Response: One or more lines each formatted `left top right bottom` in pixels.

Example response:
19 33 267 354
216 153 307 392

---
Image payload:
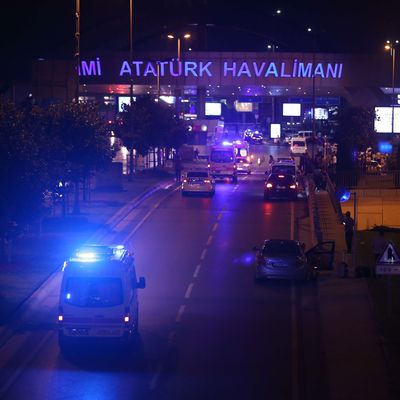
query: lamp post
167 33 191 61
128 0 134 179
384 40 399 134
74 0 80 103
307 26 317 160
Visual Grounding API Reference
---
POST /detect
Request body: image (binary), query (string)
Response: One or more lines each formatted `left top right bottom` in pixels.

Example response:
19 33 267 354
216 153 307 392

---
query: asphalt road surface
0 145 328 400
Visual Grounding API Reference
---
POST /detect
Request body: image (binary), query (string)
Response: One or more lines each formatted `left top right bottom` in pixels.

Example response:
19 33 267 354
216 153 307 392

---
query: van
290 137 307 155
209 144 238 182
58 245 145 351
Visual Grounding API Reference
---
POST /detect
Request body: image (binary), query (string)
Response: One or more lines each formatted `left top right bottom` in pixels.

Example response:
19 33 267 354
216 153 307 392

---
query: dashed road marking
184 283 194 299
206 235 213 246
212 223 218 232
176 305 186 323
193 264 201 278
200 248 207 261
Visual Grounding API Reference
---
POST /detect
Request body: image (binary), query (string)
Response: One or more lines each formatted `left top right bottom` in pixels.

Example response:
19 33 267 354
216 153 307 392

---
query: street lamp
168 33 191 61
384 39 399 134
74 0 80 103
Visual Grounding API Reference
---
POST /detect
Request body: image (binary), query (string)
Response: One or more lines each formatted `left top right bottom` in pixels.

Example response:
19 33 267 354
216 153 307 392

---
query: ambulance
209 142 238 183
57 245 145 351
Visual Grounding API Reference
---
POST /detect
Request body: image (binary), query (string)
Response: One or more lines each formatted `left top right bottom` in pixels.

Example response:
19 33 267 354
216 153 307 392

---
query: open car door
306 241 335 271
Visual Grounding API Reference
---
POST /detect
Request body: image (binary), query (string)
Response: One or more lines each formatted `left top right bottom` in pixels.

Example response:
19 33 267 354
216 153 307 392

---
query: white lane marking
149 363 163 391
0 331 52 397
217 213 222 221
124 187 179 244
291 201 295 240
206 235 213 246
184 283 194 299
200 248 207 261
124 209 153 243
212 223 218 232
193 264 201 278
291 283 299 400
175 305 186 323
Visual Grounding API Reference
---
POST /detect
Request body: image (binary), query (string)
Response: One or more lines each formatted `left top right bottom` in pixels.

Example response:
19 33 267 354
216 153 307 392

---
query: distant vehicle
290 137 308 155
270 161 296 177
244 129 264 144
182 170 215 196
58 245 146 352
233 140 252 174
264 173 298 200
209 143 238 183
253 239 319 282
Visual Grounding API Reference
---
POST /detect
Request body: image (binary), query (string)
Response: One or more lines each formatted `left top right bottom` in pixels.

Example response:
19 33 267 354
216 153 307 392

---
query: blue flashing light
338 190 351 203
66 293 71 300
76 251 97 261
378 141 393 154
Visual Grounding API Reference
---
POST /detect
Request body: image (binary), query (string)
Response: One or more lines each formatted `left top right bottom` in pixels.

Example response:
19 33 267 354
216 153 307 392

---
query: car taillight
290 184 296 189
266 183 273 188
204 179 211 183
183 179 188 183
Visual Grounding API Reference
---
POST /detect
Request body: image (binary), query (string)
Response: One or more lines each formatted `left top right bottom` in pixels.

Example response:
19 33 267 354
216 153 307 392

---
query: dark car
264 173 298 200
253 240 314 281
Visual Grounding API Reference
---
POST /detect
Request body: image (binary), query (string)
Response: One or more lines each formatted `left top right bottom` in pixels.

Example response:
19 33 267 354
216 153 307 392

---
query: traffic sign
376 241 400 275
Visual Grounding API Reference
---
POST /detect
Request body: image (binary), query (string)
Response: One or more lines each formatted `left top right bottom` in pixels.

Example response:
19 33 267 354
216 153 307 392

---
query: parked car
252 239 335 282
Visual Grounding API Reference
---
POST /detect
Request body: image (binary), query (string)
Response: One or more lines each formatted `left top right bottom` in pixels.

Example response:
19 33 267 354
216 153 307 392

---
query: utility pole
129 0 135 179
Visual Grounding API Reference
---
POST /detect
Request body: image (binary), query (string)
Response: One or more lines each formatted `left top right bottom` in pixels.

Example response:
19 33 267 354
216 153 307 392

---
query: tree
44 102 112 214
0 101 48 243
116 96 188 174
334 106 376 171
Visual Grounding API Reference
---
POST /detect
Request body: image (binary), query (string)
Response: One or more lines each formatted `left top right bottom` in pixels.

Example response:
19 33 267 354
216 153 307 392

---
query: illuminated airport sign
79 58 344 80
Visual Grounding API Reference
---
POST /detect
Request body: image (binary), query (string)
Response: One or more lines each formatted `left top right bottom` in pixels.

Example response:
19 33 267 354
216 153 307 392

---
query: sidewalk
311 188 393 399
0 170 175 324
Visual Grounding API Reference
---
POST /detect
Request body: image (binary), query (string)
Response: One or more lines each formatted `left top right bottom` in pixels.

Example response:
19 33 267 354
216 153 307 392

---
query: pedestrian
372 230 388 264
174 153 182 183
331 152 337 174
343 211 355 254
269 155 275 166
194 148 199 159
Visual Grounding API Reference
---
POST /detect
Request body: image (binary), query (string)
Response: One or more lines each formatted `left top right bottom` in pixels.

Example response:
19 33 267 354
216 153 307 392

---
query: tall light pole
308 26 317 160
75 0 80 103
167 33 191 61
128 0 134 178
167 33 191 118
384 40 399 134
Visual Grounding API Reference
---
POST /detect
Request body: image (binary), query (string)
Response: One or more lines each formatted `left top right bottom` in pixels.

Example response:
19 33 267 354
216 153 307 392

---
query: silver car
253 239 318 282
181 170 215 196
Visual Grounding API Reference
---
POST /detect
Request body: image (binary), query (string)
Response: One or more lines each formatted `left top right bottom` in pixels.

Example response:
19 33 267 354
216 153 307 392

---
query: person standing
343 211 355 254
173 153 182 183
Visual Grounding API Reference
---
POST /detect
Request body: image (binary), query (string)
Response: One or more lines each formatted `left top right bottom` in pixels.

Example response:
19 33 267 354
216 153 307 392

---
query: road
0 144 328 400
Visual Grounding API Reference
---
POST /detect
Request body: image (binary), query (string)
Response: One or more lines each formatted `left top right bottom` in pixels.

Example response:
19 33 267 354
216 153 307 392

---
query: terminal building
32 51 400 137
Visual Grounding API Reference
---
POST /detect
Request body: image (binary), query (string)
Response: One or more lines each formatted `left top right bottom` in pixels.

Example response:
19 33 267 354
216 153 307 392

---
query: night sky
1 0 400 85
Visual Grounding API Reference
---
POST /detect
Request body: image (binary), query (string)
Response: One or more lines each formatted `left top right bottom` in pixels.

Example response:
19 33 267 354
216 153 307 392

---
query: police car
58 245 145 351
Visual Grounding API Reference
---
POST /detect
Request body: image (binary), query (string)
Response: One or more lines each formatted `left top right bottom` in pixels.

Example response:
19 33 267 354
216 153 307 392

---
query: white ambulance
209 142 238 183
58 245 145 351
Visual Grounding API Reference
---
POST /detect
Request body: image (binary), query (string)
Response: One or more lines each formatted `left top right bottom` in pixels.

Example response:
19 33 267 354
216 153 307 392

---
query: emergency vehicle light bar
72 245 126 262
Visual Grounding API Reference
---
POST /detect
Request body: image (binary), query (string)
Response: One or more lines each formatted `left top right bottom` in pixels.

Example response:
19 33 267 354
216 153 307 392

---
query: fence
333 170 400 189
